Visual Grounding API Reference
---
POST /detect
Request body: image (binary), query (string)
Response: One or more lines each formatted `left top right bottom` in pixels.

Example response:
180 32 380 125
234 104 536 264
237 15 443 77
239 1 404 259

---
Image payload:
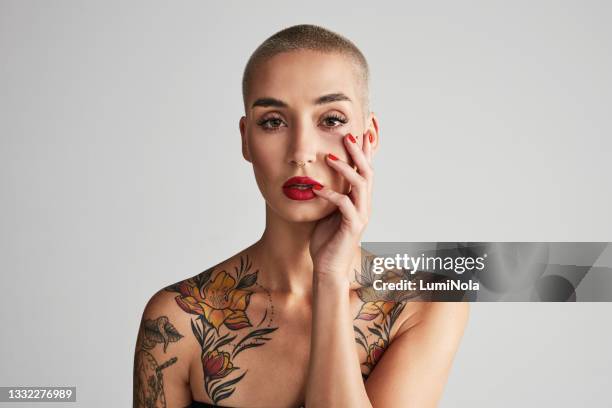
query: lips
282 176 323 201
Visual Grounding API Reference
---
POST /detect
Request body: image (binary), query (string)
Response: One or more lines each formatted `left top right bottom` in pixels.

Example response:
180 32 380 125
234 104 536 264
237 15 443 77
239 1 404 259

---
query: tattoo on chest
165 255 278 405
134 315 183 408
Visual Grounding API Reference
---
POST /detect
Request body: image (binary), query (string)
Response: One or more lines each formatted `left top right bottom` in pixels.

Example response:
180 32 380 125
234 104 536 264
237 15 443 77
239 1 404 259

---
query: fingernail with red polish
328 153 338 161
368 132 374 143
313 184 323 190
347 134 356 144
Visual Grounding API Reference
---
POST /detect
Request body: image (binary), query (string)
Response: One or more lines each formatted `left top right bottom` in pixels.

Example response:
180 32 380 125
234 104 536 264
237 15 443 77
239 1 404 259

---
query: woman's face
239 50 377 223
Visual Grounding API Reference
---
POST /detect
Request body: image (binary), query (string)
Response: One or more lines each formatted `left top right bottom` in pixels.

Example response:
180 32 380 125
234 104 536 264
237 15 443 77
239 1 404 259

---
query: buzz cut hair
241 24 370 117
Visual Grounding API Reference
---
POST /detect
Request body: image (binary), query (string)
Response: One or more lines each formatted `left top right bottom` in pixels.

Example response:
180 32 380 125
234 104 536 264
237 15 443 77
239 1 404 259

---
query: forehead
249 50 361 107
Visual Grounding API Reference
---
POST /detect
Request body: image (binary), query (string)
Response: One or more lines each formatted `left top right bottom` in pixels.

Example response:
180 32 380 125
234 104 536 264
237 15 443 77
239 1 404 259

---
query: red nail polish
368 132 374 143
328 153 338 161
347 134 356 143
313 184 323 190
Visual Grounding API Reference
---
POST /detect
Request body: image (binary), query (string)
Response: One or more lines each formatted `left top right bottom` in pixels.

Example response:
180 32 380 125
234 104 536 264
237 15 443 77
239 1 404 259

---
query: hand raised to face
309 128 375 281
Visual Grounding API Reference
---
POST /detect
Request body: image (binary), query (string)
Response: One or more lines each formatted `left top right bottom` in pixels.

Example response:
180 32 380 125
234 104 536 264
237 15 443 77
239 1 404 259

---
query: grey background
1 1 611 407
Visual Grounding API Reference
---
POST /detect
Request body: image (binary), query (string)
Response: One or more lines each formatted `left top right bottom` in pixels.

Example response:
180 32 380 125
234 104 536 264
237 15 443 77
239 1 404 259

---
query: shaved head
242 24 370 117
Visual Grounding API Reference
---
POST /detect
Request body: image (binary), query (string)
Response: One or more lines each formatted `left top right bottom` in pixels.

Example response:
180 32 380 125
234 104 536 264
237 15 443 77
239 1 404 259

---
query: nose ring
292 160 306 167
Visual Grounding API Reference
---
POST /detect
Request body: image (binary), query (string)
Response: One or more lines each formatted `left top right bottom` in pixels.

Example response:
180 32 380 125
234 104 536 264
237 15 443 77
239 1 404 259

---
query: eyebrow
251 92 352 109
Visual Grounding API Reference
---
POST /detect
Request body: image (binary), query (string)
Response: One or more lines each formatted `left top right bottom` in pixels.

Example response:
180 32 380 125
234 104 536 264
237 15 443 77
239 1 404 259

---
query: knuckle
331 191 343 204
340 195 352 207
358 177 368 189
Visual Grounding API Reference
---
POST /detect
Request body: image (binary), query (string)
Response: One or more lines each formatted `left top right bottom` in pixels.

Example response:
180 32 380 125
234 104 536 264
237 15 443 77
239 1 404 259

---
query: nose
286 119 318 167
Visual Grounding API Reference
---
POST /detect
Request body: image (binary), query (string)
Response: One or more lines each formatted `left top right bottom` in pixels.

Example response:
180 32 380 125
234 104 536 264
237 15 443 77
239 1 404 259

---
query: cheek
249 138 283 171
251 155 278 189
318 130 359 163
248 129 284 157
248 138 283 193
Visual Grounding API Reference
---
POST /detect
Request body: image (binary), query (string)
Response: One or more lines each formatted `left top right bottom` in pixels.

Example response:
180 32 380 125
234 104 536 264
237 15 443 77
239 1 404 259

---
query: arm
133 289 195 408
306 129 376 407
306 274 372 407
365 302 470 407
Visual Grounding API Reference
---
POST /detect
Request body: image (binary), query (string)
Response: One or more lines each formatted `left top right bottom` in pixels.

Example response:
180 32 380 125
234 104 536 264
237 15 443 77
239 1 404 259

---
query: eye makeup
255 111 350 132
320 112 348 128
256 113 285 131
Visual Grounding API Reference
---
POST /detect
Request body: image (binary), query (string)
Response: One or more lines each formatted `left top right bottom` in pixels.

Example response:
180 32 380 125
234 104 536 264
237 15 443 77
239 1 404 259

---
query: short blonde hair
242 24 370 117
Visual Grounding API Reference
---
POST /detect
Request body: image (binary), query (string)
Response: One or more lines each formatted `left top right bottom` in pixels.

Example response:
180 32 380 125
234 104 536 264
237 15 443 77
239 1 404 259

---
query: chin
268 197 336 223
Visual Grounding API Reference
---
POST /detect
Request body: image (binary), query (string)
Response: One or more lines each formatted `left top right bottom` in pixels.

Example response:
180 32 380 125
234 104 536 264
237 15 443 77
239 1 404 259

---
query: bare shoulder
395 301 470 342
361 302 470 406
137 286 201 357
135 246 279 407
134 286 201 407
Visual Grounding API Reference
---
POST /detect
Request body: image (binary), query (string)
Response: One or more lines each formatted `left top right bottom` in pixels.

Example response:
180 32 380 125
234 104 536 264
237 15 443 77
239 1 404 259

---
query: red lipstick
282 176 323 201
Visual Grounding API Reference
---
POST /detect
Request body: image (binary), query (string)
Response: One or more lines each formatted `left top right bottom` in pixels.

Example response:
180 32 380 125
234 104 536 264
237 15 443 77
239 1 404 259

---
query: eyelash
256 113 348 132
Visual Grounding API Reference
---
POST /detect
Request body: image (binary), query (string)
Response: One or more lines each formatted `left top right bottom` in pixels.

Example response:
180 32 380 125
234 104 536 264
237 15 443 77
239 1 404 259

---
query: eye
321 113 348 128
257 114 286 132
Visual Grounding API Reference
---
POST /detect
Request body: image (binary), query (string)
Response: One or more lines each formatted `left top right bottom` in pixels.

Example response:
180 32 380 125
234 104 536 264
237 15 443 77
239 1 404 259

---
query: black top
190 401 305 408
190 401 224 408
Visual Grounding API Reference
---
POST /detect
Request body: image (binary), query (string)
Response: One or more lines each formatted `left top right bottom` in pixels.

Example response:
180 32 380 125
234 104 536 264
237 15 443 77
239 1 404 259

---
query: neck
251 205 318 294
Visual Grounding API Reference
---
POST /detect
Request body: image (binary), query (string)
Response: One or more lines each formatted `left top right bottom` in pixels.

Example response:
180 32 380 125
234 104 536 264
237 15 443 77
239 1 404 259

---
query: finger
326 153 368 213
344 133 372 214
345 133 373 182
312 185 361 228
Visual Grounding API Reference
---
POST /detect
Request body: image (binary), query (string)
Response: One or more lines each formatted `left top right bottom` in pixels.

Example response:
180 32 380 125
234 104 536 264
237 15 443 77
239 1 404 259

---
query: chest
186 293 406 407
188 322 309 407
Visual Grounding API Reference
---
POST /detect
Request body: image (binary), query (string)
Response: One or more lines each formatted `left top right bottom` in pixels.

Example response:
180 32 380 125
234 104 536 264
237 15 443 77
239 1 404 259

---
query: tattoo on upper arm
354 298 406 377
165 255 278 405
353 256 415 378
134 316 183 408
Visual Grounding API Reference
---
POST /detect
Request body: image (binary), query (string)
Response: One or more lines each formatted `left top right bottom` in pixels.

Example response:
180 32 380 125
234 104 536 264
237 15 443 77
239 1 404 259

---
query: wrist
313 271 351 290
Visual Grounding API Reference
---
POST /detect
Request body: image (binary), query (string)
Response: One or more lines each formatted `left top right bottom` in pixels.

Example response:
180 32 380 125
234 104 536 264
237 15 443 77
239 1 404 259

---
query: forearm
305 273 373 408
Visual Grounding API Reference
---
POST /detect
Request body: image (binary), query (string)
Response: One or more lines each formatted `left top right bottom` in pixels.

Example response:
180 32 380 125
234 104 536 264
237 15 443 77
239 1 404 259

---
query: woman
133 24 469 408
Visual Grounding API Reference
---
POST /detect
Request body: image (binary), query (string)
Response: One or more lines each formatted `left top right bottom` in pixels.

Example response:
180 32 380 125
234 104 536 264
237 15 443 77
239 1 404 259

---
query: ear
366 112 380 151
239 116 252 163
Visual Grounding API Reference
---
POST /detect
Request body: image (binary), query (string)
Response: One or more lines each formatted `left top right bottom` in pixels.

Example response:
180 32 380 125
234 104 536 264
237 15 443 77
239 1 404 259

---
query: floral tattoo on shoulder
165 255 277 404
353 254 418 378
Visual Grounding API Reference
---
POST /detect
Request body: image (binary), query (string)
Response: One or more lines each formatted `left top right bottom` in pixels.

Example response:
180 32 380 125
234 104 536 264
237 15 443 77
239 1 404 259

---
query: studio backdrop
1 1 611 407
